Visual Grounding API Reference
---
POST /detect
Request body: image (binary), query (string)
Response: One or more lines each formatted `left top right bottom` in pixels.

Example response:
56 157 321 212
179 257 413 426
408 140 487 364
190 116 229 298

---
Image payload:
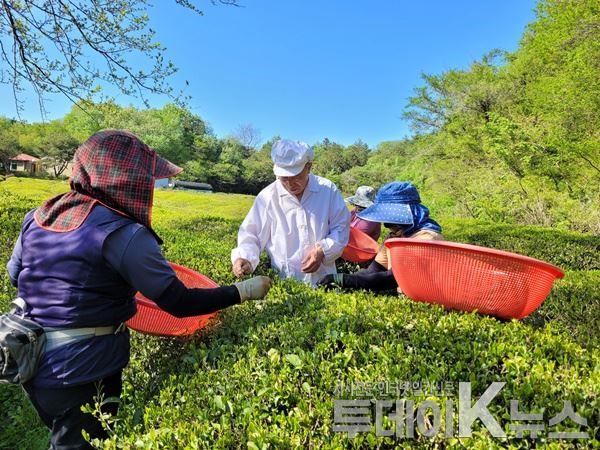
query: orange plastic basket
342 227 380 263
126 263 219 337
384 239 564 319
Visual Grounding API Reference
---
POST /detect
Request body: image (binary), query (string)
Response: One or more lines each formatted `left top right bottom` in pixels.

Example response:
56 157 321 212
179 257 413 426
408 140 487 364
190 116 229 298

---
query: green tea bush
0 189 50 449
526 270 600 349
0 179 598 449
443 218 600 271
12 171 59 181
109 283 598 449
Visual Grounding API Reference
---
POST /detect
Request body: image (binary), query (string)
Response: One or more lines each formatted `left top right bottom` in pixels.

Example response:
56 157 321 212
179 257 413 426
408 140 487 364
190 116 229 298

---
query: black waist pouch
0 300 46 384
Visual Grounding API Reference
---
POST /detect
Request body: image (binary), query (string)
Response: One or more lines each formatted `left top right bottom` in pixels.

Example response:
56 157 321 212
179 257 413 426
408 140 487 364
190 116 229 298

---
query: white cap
271 139 314 177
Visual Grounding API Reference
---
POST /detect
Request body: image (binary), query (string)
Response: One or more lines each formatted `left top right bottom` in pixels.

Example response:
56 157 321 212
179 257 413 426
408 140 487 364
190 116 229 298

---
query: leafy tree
242 138 277 194
506 0 600 191
313 139 370 177
40 123 80 177
182 158 212 184
313 140 345 176
344 140 370 168
404 51 512 154
64 101 207 165
10 121 45 155
63 101 122 141
0 118 20 173
210 138 247 191
193 134 223 164
129 104 206 165
0 0 238 116
385 0 600 232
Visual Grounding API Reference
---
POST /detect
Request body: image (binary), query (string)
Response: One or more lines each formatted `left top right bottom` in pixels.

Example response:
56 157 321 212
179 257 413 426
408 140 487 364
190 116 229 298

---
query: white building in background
153 178 213 192
6 153 42 174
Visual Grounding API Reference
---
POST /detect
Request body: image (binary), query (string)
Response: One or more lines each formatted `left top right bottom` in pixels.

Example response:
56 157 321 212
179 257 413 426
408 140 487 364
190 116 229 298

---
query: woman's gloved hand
234 276 272 302
316 273 344 290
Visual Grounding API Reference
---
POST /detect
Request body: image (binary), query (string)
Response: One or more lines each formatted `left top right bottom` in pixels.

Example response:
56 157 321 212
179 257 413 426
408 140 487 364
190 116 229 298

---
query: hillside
0 178 597 449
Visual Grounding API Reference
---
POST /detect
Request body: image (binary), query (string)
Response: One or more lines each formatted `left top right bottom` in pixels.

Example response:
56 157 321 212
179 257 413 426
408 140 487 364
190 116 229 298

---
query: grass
0 178 598 449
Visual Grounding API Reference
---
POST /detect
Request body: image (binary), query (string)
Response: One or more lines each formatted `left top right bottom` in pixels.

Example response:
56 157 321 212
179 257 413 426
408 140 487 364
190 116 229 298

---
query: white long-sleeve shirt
231 174 350 285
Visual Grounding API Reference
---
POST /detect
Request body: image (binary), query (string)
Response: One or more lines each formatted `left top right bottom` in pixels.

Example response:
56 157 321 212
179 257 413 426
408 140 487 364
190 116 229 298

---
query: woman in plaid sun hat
6 130 271 449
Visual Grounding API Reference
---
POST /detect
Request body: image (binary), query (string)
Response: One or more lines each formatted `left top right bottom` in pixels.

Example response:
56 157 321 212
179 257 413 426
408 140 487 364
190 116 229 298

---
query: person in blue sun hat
317 181 443 291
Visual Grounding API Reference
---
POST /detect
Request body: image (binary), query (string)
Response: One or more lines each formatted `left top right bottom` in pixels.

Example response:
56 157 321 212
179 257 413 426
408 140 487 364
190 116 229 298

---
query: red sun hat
34 129 182 243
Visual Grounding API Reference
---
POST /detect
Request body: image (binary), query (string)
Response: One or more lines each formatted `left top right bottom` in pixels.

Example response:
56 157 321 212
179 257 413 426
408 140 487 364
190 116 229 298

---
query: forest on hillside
1 0 598 233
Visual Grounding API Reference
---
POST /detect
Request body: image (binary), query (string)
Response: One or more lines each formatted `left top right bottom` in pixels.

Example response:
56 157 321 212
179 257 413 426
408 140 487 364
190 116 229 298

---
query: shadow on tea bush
1 184 598 448
525 270 600 349
105 278 598 448
443 218 600 271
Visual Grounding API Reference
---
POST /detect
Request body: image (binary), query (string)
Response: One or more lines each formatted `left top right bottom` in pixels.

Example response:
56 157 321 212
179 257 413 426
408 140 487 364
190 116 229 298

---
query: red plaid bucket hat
34 129 182 243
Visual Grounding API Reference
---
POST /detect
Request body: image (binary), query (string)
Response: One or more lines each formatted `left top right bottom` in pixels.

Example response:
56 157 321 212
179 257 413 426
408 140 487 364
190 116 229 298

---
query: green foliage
0 189 48 450
442 219 600 271
313 139 370 179
0 118 21 173
33 122 80 177
0 117 80 178
63 103 276 194
2 0 599 233
340 0 600 234
0 1 232 116
0 384 49 450
528 270 600 350
0 179 597 449
241 145 275 194
63 102 207 166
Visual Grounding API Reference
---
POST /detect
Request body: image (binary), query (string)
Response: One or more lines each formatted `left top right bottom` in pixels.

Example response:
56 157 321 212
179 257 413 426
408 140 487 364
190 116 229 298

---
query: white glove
234 276 272 302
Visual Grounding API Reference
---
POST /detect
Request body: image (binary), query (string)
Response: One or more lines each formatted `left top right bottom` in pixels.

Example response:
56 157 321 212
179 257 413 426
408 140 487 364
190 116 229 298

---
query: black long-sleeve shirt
342 260 398 292
8 220 241 318
103 224 241 316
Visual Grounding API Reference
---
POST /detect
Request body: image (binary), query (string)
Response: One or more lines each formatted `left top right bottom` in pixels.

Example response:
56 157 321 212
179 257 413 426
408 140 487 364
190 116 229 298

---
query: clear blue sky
0 0 537 147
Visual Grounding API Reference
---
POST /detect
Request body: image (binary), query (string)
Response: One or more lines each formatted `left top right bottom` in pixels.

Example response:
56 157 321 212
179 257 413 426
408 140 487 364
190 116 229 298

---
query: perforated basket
126 263 219 336
341 227 380 263
384 239 564 319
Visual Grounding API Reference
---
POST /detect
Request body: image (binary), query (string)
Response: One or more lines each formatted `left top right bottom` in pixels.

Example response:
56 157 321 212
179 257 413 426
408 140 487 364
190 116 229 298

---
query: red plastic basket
384 239 564 319
342 227 380 263
126 263 219 336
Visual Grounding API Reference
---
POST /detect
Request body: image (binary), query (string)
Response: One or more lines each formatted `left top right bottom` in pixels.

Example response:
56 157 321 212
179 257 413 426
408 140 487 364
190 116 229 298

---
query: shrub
525 270 600 349
0 179 597 449
442 218 600 271
106 284 598 449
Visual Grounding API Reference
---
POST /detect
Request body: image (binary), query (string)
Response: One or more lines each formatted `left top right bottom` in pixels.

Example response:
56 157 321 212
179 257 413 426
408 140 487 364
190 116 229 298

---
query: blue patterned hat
357 182 421 225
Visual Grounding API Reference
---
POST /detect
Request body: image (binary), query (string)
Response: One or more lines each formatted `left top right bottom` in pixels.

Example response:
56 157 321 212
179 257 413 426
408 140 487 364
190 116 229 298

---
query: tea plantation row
0 179 598 449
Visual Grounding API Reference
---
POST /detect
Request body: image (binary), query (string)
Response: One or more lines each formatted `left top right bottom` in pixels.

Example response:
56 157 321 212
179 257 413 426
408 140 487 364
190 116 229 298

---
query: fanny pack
1 298 123 385
0 298 46 384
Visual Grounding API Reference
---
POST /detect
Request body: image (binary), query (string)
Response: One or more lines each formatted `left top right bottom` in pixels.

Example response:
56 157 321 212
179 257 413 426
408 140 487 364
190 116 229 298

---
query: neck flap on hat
34 130 165 243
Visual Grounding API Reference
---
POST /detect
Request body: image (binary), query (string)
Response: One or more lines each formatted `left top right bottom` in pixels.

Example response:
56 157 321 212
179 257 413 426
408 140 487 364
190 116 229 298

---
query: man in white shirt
231 139 350 285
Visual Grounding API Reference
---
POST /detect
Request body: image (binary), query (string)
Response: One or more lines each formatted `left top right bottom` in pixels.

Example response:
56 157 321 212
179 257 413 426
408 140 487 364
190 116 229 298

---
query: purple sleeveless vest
19 206 138 327
18 205 139 387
